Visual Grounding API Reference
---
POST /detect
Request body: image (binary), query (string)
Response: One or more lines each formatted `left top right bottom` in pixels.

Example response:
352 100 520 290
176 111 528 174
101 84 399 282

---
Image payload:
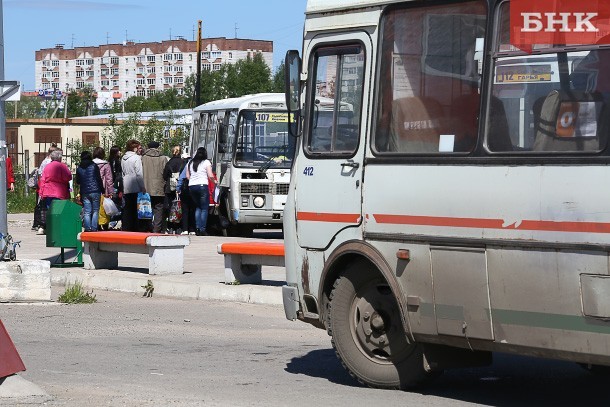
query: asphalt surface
6 213 287 305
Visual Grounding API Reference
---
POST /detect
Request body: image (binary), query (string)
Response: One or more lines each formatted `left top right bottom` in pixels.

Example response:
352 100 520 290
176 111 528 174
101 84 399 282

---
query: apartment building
35 38 273 106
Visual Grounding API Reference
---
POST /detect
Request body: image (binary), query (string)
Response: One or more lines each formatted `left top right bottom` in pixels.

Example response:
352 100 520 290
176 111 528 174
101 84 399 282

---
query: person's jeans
189 185 209 232
82 193 101 232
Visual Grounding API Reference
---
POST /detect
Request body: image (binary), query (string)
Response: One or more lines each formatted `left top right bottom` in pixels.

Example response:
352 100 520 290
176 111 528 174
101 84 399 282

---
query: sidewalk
7 213 286 306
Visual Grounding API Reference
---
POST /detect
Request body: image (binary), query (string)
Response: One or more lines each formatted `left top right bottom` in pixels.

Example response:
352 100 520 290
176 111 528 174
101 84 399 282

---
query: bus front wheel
328 264 435 389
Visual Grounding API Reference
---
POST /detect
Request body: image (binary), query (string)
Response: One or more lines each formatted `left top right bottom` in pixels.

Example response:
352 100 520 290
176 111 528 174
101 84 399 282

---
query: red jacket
6 156 14 188
39 160 72 199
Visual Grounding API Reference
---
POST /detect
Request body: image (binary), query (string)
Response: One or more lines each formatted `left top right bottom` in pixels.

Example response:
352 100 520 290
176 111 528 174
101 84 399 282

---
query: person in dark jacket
75 150 103 232
163 146 183 233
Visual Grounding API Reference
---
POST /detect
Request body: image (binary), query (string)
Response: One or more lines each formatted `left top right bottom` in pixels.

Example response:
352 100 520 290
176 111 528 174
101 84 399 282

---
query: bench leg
83 242 118 270
224 254 262 284
148 247 184 275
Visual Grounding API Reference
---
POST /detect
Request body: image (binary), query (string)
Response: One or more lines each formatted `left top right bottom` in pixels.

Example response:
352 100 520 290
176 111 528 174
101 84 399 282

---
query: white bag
103 196 120 217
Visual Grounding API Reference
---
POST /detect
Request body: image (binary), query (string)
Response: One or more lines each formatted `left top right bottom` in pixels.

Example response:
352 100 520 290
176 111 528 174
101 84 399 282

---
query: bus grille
275 183 290 195
241 183 271 194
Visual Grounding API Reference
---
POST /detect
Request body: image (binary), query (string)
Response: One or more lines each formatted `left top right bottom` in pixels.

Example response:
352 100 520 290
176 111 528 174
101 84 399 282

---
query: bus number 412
303 166 314 176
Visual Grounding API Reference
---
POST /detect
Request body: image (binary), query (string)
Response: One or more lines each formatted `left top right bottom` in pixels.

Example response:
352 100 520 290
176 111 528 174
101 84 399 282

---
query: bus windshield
234 110 296 169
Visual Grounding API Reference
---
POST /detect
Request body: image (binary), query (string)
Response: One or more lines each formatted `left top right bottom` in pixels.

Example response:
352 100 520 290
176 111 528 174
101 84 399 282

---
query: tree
5 96 44 119
272 61 286 93
65 87 98 117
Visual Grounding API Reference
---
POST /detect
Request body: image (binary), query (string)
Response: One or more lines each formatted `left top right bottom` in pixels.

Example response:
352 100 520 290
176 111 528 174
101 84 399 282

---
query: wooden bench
217 242 285 284
79 232 190 275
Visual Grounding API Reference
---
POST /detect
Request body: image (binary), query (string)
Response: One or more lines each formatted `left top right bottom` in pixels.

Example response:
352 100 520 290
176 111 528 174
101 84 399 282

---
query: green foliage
58 281 97 304
272 61 286 93
5 96 45 119
122 88 190 113
102 113 144 152
6 168 36 214
65 88 99 117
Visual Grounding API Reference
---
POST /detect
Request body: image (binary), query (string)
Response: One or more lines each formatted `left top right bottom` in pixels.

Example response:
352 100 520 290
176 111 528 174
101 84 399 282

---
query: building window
34 128 61 144
147 89 156 97
86 70 94 77
51 60 60 67
175 77 184 84
211 51 221 59
174 53 183 61
189 54 193 61
42 83 50 89
202 63 211 71
164 77 173 84
164 53 173 61
137 78 145 85
101 68 109 76
42 60 50 67
112 80 119 87
110 56 119 64
147 78 155 85
137 89 146 96
86 59 93 65
146 66 156 74
111 68 119 75
82 132 99 146
42 72 51 79
212 63 221 71
137 56 145 63
76 71 84 78
202 52 210 59
147 55 156 63
101 80 110 86
52 72 59 78
228 52 233 59
76 81 85 88
137 67 145 74
76 59 84 66
52 82 60 89
174 65 183 72
164 65 172 73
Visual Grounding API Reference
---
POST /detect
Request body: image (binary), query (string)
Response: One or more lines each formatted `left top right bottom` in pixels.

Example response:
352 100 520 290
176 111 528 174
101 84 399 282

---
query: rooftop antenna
169 28 172 41
71 33 75 49
106 32 110 45
234 23 239 38
125 30 128 43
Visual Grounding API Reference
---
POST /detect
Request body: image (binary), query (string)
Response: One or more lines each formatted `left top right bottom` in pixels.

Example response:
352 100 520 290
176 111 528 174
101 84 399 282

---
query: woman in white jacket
121 139 145 231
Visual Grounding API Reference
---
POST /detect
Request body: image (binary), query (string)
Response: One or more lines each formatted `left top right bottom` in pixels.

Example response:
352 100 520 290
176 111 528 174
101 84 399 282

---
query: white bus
190 93 296 236
282 0 610 389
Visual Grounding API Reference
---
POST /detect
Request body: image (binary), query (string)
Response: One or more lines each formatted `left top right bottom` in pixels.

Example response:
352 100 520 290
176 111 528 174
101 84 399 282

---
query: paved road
3 290 609 407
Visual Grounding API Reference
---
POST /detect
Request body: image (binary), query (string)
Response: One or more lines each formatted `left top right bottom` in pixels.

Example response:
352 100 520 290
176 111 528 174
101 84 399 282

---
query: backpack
169 172 180 191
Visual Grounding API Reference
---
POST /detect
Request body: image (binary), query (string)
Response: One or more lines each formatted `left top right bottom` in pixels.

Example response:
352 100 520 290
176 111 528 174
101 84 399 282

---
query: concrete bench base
0 260 51 302
218 242 285 284
81 234 190 275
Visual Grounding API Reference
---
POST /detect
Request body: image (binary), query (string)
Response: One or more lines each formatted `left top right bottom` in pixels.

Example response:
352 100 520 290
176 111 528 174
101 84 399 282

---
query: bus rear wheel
328 264 434 389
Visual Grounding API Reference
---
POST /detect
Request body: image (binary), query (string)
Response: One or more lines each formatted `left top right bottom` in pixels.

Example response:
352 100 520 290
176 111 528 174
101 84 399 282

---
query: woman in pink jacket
92 147 114 198
39 149 72 209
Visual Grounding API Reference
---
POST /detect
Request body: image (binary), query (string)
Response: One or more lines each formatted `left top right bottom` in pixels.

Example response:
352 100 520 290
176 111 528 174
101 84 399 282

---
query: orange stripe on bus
372 214 610 234
297 212 361 223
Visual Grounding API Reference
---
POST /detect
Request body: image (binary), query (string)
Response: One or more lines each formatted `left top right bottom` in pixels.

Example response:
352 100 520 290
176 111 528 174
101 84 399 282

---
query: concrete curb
0 375 51 404
51 269 283 306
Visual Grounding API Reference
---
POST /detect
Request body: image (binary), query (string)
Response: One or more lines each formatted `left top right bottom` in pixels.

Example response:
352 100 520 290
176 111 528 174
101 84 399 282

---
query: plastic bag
169 172 180 192
103 196 120 217
27 169 38 189
169 193 182 223
137 192 153 219
98 196 110 225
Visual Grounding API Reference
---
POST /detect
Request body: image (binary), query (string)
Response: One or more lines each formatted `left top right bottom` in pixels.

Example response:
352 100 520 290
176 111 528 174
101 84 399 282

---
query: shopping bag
103 196 120 217
98 195 110 225
137 192 153 219
169 193 182 223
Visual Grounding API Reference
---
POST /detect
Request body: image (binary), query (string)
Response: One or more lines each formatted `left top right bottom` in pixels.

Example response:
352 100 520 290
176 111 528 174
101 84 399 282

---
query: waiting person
32 145 58 232
38 149 72 235
163 146 183 234
5 154 14 192
142 141 168 233
176 153 195 235
121 139 145 232
75 151 104 232
108 145 123 198
186 147 216 236
92 147 114 198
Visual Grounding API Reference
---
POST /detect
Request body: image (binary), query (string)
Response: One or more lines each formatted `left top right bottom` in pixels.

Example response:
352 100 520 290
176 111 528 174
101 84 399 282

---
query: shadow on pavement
285 348 361 388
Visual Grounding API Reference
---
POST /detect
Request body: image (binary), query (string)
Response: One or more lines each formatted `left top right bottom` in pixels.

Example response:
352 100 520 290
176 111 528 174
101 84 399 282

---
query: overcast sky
3 0 306 90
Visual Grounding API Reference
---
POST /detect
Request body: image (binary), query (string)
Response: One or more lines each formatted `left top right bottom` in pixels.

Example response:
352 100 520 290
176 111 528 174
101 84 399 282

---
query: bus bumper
282 285 299 321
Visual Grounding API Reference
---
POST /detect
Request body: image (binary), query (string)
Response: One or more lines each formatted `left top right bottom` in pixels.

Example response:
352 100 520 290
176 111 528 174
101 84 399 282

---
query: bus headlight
253 196 265 208
242 195 249 207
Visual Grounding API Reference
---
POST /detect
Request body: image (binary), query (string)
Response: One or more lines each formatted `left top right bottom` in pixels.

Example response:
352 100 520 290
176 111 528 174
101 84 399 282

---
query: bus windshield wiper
257 156 276 173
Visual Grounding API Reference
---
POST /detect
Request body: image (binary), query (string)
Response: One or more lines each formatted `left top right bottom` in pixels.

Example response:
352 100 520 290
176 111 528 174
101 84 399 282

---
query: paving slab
7 213 286 306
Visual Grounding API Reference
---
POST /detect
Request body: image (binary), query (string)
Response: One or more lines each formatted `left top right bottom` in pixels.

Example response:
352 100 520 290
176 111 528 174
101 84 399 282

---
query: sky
2 0 307 91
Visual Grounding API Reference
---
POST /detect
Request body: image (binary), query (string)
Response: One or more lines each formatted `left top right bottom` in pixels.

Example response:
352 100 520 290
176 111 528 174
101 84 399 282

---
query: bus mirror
285 50 301 137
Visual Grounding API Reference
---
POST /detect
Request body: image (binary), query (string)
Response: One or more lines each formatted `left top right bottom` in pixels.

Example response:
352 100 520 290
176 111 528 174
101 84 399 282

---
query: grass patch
58 281 97 304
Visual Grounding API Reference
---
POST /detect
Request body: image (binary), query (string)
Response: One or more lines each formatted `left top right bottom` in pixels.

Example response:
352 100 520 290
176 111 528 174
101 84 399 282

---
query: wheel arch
318 240 413 341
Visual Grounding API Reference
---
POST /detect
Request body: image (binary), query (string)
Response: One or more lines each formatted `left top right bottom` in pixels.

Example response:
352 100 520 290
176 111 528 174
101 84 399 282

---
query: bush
7 173 36 214
58 281 97 304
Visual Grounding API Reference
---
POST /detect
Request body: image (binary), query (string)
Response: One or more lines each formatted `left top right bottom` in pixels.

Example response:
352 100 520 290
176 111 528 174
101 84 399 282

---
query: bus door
295 34 370 249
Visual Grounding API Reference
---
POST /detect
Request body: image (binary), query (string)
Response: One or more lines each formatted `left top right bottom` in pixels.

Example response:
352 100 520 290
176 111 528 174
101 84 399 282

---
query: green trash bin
46 200 83 267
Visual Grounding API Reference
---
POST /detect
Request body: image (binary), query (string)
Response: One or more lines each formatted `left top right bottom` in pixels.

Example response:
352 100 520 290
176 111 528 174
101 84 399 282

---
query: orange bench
217 242 285 284
79 231 190 275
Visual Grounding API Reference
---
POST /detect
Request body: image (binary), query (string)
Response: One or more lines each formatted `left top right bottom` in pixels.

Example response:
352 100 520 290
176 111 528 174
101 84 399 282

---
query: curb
51 269 283 306
0 375 51 403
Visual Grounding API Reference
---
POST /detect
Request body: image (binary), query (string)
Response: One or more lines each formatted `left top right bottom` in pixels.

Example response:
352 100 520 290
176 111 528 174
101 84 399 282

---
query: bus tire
328 264 434 389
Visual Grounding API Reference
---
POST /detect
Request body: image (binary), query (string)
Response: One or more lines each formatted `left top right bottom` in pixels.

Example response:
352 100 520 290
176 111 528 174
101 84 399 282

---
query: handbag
27 170 38 189
169 192 182 223
137 192 153 219
98 196 110 225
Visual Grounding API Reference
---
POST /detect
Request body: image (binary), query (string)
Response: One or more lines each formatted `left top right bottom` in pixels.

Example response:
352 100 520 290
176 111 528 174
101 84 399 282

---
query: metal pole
195 20 202 107
0 0 8 235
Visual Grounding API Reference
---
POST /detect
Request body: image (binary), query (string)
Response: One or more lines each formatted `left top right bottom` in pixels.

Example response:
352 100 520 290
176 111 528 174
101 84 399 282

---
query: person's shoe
189 231 196 235
180 231 189 235
196 230 209 236
36 227 45 235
